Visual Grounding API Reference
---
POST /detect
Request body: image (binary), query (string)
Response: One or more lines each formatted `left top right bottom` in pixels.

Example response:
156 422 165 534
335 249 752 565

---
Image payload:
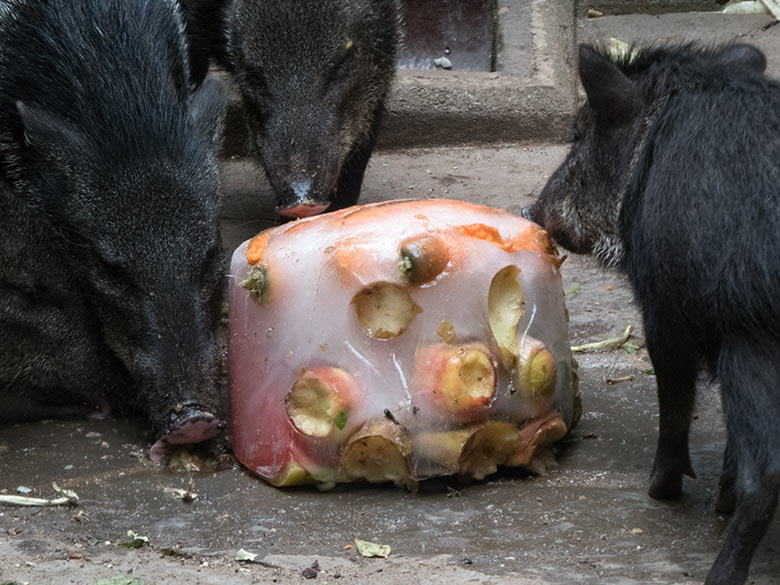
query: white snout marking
291 178 312 201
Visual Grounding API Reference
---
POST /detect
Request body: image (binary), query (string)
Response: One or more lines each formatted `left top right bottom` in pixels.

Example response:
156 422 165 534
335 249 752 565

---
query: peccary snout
149 402 226 462
276 177 331 219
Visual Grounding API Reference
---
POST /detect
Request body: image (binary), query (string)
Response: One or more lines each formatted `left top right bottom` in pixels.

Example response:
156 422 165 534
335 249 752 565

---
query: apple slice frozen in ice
341 418 414 489
352 282 422 339
488 265 525 368
413 343 497 419
514 336 557 403
285 367 360 438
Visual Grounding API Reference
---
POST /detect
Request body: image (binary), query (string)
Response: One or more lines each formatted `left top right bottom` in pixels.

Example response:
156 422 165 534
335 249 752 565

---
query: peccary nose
276 178 331 219
148 403 225 462
521 205 536 222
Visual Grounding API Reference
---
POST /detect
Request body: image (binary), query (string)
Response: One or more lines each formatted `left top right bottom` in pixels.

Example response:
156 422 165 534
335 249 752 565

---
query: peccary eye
13 282 38 302
242 66 266 89
97 255 128 282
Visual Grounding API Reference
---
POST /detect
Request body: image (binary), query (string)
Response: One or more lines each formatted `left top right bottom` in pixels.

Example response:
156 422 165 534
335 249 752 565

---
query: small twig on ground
571 324 634 353
606 376 634 384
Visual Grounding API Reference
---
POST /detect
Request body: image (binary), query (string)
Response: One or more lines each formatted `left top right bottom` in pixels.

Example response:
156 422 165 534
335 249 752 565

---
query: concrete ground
3 6 780 585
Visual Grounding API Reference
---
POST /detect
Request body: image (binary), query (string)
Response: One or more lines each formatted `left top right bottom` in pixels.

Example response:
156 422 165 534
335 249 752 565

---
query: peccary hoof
149 407 226 462
715 485 737 515
648 469 685 500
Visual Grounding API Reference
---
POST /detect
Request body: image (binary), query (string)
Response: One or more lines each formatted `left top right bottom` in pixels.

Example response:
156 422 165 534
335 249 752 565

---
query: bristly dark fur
0 0 201 178
179 0 401 217
525 42 780 585
0 0 228 454
177 0 229 83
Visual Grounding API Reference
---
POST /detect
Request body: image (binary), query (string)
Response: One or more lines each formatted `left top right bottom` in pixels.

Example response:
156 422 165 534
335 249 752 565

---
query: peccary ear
716 43 766 75
16 101 86 159
578 44 640 126
188 77 227 146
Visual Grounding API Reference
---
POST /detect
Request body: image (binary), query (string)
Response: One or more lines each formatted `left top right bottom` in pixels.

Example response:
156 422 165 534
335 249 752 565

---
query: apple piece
488 266 525 368
352 282 422 339
267 459 315 487
507 411 568 467
459 421 520 480
414 343 496 418
514 336 557 402
398 233 449 286
437 320 457 344
341 418 414 489
415 422 520 480
285 367 359 438
442 345 496 409
523 447 559 477
414 428 477 472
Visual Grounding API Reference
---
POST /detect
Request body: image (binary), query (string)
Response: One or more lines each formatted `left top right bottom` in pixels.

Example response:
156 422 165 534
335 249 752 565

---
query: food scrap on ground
235 549 258 562
162 478 198 502
570 324 634 353
0 483 78 507
119 530 149 549
354 538 391 558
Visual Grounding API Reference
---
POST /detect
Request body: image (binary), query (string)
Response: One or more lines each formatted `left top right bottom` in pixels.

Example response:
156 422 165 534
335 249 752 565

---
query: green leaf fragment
354 538 391 558
97 577 143 585
235 548 258 562
241 265 270 304
335 410 348 430
119 530 149 549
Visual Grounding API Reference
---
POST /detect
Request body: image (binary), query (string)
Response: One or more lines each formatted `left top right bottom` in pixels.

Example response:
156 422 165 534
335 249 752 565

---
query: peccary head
15 78 228 460
523 43 767 266
223 0 400 218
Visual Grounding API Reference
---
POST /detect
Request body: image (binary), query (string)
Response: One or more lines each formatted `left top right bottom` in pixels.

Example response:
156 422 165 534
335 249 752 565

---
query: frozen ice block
228 199 579 489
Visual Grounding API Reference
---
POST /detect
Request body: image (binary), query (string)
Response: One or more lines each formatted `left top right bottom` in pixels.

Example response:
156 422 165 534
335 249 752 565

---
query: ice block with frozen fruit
228 199 579 489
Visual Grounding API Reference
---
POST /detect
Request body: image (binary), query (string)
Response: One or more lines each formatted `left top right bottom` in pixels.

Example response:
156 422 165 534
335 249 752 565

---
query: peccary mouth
149 406 226 462
277 201 330 219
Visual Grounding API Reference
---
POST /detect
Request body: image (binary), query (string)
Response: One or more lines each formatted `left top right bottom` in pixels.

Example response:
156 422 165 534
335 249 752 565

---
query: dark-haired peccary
181 0 400 218
0 0 228 461
524 43 780 585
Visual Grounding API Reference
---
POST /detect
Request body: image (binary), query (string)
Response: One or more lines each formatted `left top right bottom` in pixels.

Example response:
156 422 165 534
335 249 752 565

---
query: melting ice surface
227 199 577 486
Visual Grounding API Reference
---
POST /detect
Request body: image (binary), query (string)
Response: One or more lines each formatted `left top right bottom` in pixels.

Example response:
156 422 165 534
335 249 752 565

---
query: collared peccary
523 42 780 585
0 0 228 461
180 0 400 218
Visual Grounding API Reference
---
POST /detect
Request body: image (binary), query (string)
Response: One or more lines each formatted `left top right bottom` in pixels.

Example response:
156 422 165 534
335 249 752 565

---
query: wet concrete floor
2 144 779 585
4 9 780 584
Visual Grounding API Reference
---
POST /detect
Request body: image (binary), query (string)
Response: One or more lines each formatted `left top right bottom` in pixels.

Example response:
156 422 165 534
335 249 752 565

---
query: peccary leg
330 103 385 211
644 312 698 499
716 439 738 515
705 339 780 585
